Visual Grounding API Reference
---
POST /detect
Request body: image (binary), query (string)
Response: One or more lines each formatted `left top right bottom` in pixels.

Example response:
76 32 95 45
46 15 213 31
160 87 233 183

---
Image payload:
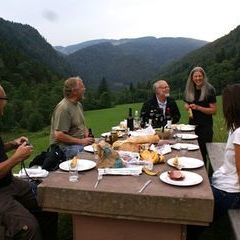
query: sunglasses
0 97 8 100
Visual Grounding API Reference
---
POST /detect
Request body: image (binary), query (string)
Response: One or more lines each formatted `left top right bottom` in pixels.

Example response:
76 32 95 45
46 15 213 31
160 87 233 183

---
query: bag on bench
29 144 66 171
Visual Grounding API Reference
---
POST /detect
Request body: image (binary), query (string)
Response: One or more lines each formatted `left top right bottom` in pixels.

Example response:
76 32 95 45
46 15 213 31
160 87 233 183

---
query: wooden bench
206 142 240 240
229 209 240 240
206 142 225 172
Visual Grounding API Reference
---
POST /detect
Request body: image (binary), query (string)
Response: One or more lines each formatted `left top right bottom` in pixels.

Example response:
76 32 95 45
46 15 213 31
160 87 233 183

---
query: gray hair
63 76 82 97
184 67 211 102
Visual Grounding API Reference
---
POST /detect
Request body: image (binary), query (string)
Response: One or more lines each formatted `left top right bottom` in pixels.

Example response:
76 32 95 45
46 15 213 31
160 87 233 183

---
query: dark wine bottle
88 128 94 138
127 108 134 131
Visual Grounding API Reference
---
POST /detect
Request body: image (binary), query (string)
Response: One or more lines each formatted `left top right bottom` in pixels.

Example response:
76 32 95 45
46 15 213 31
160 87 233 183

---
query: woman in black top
184 67 217 163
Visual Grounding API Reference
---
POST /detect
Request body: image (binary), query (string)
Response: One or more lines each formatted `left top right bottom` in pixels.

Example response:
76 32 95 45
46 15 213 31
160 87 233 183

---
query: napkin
18 167 49 178
98 166 142 176
150 144 172 155
129 125 155 137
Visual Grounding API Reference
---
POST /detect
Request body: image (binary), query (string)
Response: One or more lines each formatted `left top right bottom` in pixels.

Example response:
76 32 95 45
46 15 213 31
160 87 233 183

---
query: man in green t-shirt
50 77 95 158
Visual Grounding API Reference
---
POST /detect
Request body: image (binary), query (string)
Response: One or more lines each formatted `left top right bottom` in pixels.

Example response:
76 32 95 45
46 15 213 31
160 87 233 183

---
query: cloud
42 10 58 22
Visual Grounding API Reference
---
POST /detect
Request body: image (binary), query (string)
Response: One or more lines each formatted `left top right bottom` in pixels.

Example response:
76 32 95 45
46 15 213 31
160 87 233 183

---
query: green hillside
156 25 240 97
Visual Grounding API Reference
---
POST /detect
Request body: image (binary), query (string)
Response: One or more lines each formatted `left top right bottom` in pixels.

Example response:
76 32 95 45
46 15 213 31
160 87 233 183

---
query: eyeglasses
158 86 169 89
0 97 8 100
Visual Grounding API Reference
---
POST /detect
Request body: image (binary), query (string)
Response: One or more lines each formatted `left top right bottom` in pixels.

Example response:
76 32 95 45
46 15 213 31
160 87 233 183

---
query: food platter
167 157 204 169
171 143 199 151
59 159 96 171
117 150 140 162
159 170 203 186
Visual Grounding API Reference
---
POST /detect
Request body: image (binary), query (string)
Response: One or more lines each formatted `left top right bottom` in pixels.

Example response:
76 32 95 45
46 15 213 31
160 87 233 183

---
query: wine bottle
165 107 172 128
134 110 140 129
127 108 134 131
88 128 94 138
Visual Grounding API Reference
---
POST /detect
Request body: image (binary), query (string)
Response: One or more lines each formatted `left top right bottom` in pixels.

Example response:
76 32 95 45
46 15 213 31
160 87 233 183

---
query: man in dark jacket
141 80 181 127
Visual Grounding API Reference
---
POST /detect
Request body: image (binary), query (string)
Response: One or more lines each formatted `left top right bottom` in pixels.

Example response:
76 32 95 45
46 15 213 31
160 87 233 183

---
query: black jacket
140 95 181 126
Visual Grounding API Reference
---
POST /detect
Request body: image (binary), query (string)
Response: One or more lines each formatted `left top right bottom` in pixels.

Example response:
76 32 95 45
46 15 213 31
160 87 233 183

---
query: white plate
159 171 203 186
59 159 96 171
171 143 199 151
101 132 124 138
176 133 198 140
177 124 196 131
167 157 204 169
112 126 126 131
84 145 94 153
101 132 111 137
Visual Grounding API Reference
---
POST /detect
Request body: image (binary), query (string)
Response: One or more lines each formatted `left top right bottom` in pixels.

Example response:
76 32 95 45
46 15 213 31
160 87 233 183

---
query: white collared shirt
156 97 167 115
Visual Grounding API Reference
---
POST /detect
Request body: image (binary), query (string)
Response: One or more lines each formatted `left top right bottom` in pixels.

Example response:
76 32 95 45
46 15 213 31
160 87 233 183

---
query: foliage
156 25 240 97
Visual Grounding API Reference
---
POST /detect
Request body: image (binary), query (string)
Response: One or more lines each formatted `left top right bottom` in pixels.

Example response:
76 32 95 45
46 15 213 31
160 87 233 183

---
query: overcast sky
0 0 239 46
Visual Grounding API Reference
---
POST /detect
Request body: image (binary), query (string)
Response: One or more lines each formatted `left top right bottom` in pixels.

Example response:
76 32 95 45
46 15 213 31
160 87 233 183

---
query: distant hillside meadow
8 96 226 173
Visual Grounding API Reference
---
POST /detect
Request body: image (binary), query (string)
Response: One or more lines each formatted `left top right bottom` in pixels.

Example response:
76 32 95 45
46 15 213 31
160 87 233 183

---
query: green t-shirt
50 98 86 146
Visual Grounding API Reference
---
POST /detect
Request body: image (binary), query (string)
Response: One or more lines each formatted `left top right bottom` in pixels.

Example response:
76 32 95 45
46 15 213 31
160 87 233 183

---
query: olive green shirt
50 98 86 146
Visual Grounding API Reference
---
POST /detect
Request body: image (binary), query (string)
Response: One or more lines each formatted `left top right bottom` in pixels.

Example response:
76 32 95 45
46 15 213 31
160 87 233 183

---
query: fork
94 173 103 188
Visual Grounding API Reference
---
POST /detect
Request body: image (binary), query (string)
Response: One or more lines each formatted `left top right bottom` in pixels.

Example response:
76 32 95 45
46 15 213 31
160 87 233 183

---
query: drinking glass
68 158 79 182
180 145 188 157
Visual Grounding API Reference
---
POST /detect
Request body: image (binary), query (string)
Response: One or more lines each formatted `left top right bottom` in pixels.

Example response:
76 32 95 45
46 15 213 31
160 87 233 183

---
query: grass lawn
1 97 231 240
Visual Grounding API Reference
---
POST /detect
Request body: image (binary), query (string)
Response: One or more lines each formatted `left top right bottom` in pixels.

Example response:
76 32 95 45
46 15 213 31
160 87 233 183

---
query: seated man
0 85 41 240
141 80 181 127
50 76 95 159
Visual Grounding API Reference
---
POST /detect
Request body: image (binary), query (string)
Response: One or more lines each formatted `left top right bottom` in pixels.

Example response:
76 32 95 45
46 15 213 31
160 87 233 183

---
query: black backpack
29 144 66 171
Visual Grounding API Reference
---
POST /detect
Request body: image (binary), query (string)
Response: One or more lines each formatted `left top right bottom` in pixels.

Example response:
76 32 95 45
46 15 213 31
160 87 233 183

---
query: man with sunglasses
0 85 43 239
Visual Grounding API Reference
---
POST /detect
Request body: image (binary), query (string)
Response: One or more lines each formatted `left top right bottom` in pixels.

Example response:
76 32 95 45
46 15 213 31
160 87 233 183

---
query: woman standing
211 84 240 217
184 67 217 163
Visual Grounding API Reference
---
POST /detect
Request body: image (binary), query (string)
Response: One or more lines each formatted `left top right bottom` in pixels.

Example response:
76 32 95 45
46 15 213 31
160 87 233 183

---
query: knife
138 179 152 193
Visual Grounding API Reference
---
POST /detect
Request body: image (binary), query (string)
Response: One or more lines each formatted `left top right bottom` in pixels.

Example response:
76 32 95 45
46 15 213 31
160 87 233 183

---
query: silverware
138 180 152 193
94 173 103 188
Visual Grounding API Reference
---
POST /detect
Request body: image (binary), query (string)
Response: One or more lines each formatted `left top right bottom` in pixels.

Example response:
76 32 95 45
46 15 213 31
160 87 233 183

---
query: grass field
1 97 230 240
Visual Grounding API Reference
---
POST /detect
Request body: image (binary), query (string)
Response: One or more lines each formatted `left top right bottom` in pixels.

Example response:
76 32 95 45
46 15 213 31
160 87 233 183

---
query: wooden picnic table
38 137 214 240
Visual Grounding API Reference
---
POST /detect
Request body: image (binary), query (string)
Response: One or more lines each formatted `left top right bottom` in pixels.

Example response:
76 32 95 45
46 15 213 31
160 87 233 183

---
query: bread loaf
112 140 140 152
127 134 160 144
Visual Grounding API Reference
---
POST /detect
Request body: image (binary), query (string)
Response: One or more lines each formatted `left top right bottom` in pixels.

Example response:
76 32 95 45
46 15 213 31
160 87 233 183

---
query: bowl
155 128 173 139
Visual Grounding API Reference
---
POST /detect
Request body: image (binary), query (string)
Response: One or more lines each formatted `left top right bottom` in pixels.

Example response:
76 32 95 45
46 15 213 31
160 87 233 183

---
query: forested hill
0 18 73 132
156 25 240 96
0 18 71 79
66 37 207 89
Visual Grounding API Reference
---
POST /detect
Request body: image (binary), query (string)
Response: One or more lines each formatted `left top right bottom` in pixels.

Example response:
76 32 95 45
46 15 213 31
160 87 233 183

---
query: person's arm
189 102 217 115
54 130 94 146
0 142 32 179
234 143 240 182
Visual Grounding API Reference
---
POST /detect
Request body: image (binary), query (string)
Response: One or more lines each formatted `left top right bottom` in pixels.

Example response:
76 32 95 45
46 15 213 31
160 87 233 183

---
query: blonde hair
184 67 211 102
63 76 83 97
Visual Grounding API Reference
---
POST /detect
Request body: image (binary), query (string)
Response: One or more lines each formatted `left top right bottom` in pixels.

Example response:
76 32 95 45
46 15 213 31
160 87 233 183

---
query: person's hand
12 141 33 163
184 103 190 110
13 136 29 146
81 137 95 146
189 104 199 110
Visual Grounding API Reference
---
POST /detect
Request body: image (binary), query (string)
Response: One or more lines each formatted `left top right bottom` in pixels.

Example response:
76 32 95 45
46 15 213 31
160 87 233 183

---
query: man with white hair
140 80 181 127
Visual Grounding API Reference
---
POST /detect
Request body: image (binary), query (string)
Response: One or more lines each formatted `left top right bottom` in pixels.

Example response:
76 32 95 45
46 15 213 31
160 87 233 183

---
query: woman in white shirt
211 83 240 217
